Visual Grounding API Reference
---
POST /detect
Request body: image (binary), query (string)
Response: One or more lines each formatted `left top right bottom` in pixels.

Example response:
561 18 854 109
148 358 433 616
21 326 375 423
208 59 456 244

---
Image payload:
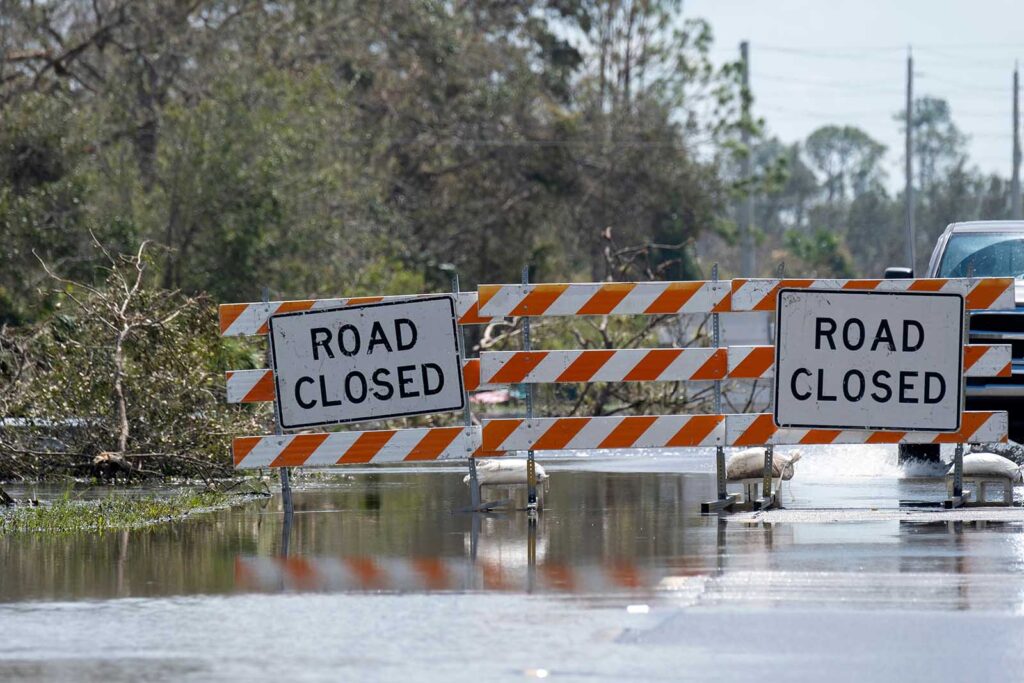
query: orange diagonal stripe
866 431 904 444
644 281 702 313
966 278 1011 310
999 362 1012 377
481 419 523 451
933 412 991 444
666 414 724 447
406 428 462 461
690 348 728 380
623 349 683 381
337 431 395 464
729 346 774 378
477 285 501 311
271 433 329 467
963 346 985 372
842 279 882 290
219 304 248 334
489 352 549 384
598 416 658 448
734 414 777 446
463 359 481 391
532 418 589 450
256 299 315 334
753 279 816 311
243 371 275 402
346 297 384 305
800 429 842 444
233 436 261 466
555 350 615 382
908 279 946 291
458 302 491 325
711 291 733 313
510 284 569 316
577 283 635 315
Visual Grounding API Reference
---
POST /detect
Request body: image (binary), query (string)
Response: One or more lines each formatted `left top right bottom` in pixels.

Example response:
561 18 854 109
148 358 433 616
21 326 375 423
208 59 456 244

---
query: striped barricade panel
725 411 1008 446
233 426 480 468
479 415 725 453
730 277 1014 312
725 344 1012 379
219 291 489 337
477 281 731 317
479 348 727 384
225 359 494 404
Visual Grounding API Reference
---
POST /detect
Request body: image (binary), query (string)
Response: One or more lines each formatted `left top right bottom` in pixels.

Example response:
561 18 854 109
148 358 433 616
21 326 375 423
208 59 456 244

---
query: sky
687 0 1024 188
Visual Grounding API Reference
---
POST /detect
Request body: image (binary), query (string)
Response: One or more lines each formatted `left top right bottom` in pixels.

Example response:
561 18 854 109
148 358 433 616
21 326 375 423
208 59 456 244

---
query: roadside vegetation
0 490 233 534
0 2 1018 483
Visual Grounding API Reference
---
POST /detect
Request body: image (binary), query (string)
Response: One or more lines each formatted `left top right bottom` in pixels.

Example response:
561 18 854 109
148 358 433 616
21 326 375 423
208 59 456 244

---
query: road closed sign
268 296 465 429
774 289 964 432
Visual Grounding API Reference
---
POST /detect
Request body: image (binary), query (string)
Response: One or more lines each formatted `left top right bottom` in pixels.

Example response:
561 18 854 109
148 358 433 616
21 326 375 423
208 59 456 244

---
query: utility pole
904 48 915 273
739 40 755 277
1013 62 1022 219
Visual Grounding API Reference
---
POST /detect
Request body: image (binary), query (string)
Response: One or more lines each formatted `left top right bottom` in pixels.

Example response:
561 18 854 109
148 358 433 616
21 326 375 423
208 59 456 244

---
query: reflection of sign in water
774 289 964 432
269 296 465 429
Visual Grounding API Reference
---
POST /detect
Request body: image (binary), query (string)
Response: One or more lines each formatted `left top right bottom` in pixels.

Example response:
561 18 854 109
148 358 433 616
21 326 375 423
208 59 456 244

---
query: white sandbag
953 452 1023 483
463 458 549 485
726 448 802 481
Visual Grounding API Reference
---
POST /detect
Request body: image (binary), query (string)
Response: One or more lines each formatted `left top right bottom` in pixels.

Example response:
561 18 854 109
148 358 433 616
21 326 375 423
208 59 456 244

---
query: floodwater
4 446 1024 682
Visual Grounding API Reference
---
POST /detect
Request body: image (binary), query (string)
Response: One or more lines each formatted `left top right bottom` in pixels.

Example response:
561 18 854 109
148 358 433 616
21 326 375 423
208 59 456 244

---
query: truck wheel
897 443 941 465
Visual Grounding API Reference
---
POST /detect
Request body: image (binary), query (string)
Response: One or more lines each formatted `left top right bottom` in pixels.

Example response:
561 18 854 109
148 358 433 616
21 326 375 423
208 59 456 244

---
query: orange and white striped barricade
725 344 1012 380
479 348 727 385
225 359 496 404
232 426 480 468
729 277 1014 312
219 291 490 337
477 281 732 317
478 415 725 453
219 291 493 498
725 411 1008 447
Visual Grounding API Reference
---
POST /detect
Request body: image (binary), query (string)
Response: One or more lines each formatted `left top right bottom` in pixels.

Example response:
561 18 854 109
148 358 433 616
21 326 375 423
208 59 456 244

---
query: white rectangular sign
774 289 964 432
269 296 465 429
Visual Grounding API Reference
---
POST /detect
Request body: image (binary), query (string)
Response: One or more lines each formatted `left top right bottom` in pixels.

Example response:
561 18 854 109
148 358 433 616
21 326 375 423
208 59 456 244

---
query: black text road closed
774 289 964 432
269 296 465 429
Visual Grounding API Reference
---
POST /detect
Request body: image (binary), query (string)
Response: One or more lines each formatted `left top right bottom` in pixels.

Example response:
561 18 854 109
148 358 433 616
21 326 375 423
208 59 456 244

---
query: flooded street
4 446 1024 681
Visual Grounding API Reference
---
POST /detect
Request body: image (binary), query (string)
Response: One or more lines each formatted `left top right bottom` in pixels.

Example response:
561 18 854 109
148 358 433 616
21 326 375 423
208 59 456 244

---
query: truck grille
968 312 1024 358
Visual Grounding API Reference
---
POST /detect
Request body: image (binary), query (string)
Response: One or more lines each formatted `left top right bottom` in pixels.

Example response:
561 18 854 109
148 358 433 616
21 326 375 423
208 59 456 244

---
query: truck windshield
937 233 1024 278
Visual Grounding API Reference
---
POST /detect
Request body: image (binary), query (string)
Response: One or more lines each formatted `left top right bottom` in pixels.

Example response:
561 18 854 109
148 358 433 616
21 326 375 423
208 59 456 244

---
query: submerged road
2 444 1024 681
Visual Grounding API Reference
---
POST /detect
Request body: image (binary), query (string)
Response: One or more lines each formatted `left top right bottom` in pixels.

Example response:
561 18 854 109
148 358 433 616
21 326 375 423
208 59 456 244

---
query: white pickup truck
889 220 1024 456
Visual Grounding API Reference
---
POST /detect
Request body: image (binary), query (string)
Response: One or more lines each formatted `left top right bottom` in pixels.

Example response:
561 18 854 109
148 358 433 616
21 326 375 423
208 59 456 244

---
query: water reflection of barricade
234 555 668 594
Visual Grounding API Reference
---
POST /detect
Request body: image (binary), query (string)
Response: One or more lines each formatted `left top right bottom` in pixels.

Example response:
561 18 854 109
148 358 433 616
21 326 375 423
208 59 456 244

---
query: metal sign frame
268 295 466 429
773 288 965 432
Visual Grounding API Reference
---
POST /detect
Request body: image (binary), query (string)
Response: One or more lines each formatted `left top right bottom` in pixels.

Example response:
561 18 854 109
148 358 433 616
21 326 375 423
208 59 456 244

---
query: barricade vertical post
953 443 964 498
263 287 293 517
758 263 784 510
712 264 727 499
451 273 481 510
523 265 538 510
702 264 740 513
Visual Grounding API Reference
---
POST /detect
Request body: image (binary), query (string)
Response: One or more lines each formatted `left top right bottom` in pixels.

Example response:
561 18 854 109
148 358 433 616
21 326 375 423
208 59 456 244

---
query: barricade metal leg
450 273 506 514
944 443 966 509
263 286 294 518
755 445 778 510
523 265 539 513
701 263 740 514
